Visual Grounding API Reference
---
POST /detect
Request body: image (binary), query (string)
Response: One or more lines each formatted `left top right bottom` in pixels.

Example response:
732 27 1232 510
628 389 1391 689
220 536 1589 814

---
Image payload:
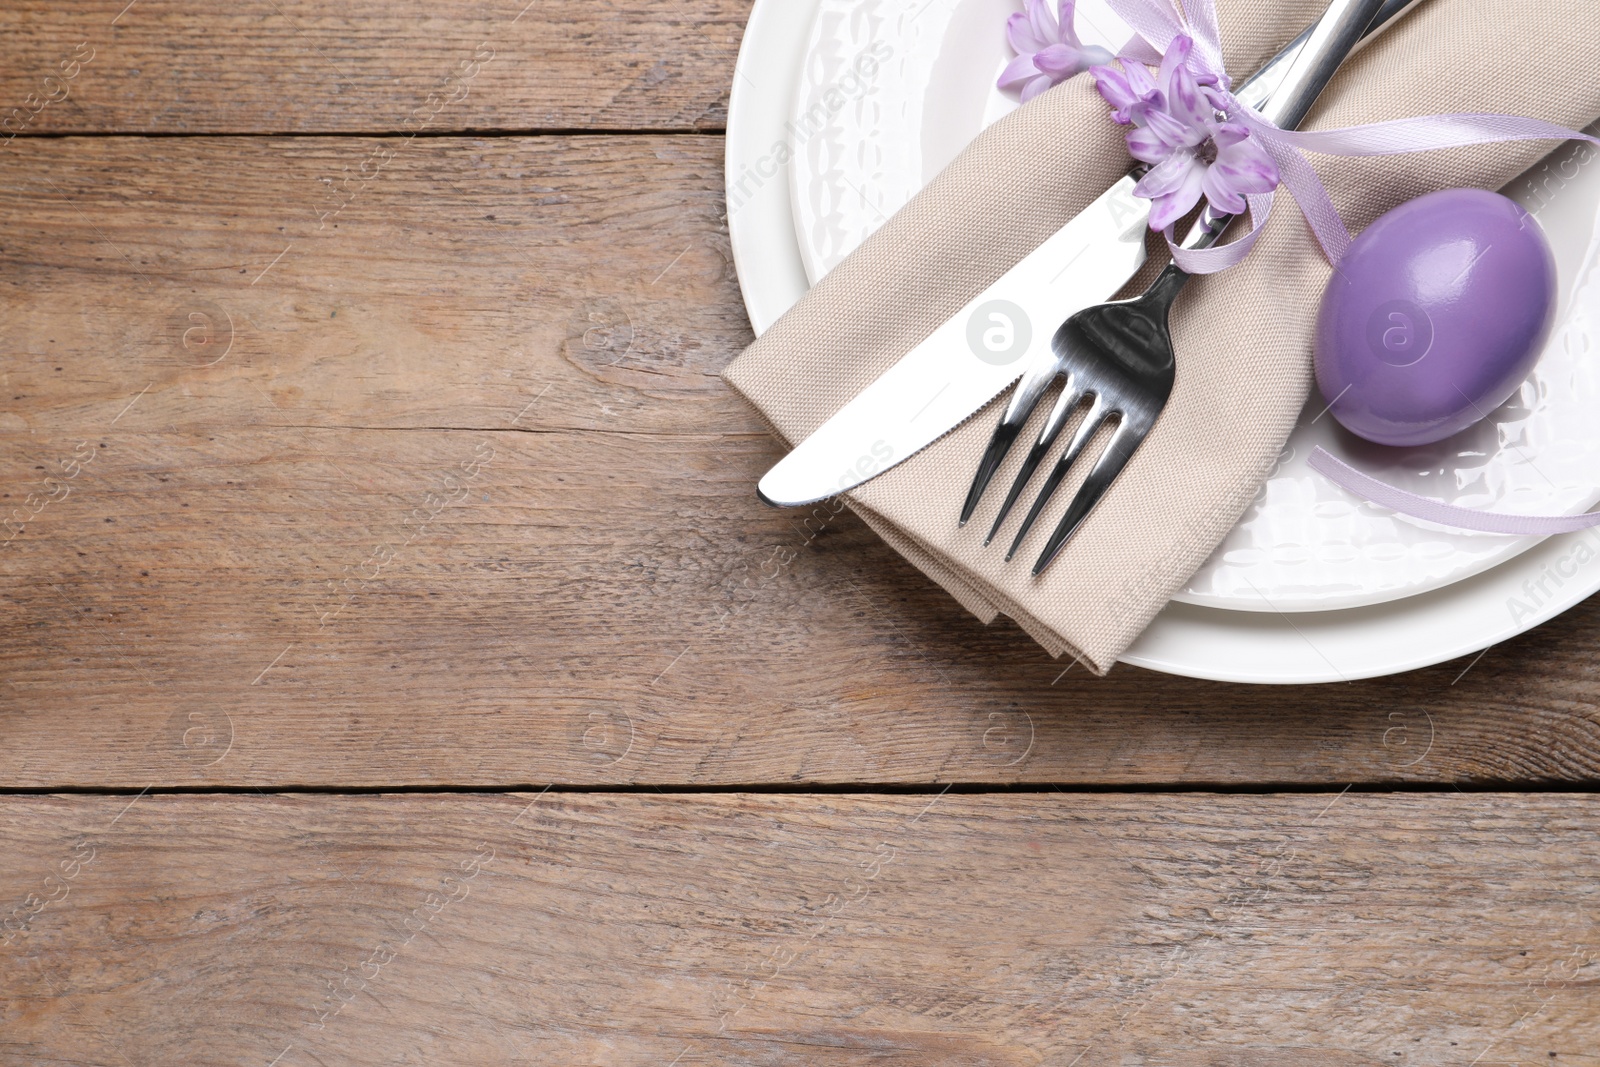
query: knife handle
1233 0 1426 112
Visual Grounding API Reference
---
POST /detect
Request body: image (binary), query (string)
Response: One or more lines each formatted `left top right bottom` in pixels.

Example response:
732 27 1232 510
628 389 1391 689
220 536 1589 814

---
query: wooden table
2 2 1596 1062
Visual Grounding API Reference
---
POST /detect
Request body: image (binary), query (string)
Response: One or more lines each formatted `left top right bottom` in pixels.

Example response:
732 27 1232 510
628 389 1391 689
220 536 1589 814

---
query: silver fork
969 0 1390 576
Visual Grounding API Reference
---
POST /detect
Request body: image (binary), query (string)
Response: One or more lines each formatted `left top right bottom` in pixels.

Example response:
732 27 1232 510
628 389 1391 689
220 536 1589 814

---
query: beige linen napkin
724 0 1600 674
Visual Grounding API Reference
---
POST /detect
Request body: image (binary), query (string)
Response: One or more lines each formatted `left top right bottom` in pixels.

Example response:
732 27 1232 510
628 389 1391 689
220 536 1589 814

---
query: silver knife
757 0 1424 508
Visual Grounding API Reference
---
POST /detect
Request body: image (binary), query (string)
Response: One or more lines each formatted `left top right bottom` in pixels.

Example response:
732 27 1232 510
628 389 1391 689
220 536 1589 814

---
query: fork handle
1177 0 1392 254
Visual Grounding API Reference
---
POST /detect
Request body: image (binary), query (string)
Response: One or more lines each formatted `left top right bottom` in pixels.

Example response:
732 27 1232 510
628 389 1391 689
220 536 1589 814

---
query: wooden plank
7 421 1600 788
3 135 1600 788
0 0 748 135
0 135 752 438
2 791 1596 1063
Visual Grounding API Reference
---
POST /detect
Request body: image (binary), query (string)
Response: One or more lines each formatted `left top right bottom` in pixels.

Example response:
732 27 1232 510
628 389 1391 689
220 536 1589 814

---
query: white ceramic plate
727 0 1600 681
787 0 1600 614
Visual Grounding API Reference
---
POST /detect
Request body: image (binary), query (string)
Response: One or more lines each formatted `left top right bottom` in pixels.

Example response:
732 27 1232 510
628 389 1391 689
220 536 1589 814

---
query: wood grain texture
4 7 1595 1059
3 792 1598 1065
3 135 1600 788
0 0 749 135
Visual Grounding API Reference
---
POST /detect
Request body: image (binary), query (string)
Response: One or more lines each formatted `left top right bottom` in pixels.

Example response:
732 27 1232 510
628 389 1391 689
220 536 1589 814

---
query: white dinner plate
787 0 1600 614
726 0 1600 681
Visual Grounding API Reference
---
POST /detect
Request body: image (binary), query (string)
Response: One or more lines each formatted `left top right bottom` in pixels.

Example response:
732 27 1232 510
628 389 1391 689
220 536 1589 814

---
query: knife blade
757 0 1424 508
758 173 1149 507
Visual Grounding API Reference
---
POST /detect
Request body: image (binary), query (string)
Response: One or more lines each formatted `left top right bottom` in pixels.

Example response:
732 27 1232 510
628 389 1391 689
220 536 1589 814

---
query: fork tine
961 423 1024 529
983 382 1084 546
1032 416 1149 575
1003 396 1109 561
959 359 1061 526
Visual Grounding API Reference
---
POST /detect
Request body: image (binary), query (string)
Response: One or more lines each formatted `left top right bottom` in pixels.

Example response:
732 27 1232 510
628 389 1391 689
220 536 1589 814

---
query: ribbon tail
1275 113 1600 157
1310 447 1600 536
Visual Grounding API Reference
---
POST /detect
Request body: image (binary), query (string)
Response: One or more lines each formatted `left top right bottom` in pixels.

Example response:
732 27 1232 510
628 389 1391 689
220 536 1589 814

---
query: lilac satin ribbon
1309 447 1600 535
1103 0 1600 273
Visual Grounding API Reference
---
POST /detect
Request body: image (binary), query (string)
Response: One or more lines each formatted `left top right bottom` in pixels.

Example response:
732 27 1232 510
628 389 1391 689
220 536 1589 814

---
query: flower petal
1199 165 1249 215
1147 167 1206 230
1032 42 1086 79
998 52 1042 89
1006 9 1047 54
1091 64 1137 109
1156 35 1193 96
1126 124 1176 164
1027 0 1059 48
1164 61 1211 132
1056 0 1082 47
1144 107 1199 149
1091 58 1163 122
1124 59 1157 98
1212 145 1281 195
1214 125 1280 177
1019 73 1055 103
1081 43 1116 67
1135 150 1200 197
1209 121 1250 151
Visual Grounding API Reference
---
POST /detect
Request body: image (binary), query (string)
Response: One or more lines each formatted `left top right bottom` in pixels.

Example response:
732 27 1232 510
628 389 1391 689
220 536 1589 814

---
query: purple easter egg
1314 188 1557 447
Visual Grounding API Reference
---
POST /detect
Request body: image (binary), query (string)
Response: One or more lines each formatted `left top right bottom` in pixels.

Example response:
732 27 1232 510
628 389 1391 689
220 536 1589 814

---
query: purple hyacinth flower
998 0 1116 103
1094 34 1281 230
